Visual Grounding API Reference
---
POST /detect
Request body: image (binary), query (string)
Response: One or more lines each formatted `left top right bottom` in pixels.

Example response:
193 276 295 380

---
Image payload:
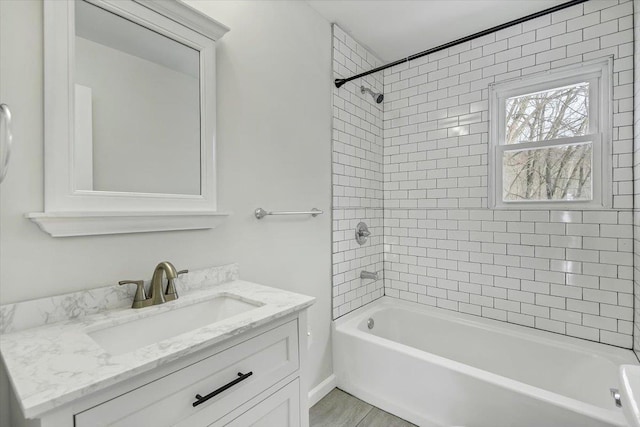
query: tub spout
360 270 379 280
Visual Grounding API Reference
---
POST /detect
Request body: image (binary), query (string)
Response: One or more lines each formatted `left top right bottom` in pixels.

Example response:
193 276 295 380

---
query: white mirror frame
27 0 229 237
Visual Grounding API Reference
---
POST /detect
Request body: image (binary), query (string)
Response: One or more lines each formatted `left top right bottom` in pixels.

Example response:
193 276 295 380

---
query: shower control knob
355 222 370 245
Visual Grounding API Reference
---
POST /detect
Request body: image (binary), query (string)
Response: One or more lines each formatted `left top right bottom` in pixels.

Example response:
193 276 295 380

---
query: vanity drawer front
75 320 299 427
210 379 300 427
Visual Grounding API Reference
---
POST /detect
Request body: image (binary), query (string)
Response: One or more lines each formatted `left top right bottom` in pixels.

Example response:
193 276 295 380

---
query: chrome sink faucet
149 261 177 305
119 261 188 309
166 268 188 302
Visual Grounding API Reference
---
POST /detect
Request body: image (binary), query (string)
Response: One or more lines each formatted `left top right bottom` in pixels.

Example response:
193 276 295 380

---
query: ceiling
306 1 566 62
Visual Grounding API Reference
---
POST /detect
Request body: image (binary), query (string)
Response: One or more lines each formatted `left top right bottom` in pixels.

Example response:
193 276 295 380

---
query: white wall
0 0 332 423
383 0 635 347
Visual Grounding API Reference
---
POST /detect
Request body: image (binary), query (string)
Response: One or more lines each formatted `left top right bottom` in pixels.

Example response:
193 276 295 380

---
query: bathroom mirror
75 0 201 195
28 0 229 237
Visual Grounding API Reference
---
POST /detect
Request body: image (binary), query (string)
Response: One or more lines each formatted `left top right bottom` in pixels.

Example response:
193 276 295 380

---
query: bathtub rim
333 296 638 426
335 296 637 364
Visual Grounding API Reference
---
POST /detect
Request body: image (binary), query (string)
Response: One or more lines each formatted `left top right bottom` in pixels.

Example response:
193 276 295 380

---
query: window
489 59 612 209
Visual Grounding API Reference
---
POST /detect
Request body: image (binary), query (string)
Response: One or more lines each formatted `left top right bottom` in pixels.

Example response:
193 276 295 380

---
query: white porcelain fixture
1 279 314 426
334 297 638 427
620 365 640 427
87 294 263 355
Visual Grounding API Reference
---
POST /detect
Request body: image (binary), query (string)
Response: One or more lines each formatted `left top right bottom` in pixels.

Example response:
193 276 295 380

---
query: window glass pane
502 142 592 202
505 82 589 144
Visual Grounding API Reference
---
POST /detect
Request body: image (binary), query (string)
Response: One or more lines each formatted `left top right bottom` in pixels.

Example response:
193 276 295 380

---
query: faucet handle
165 269 188 302
118 280 148 309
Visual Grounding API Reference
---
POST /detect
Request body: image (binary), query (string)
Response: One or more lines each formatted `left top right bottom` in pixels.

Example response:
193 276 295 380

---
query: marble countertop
0 278 315 419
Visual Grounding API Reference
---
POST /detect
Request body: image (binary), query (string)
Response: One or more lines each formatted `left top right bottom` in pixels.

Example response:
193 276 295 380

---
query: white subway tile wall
332 25 384 318
382 1 635 347
331 2 637 348
633 0 639 357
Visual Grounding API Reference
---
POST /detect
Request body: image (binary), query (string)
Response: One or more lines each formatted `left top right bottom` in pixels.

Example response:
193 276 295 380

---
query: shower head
361 86 384 104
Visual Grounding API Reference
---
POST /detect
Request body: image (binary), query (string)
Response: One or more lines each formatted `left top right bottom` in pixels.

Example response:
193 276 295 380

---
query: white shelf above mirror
29 0 229 237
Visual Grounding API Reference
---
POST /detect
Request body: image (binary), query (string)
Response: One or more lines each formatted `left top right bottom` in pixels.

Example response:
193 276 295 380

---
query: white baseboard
308 374 336 408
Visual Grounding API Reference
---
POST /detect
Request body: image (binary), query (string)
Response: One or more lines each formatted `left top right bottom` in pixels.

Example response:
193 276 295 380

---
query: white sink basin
88 295 262 355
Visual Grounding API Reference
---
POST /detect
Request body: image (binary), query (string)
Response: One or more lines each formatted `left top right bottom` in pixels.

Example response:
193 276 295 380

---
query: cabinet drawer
211 379 300 427
75 320 299 427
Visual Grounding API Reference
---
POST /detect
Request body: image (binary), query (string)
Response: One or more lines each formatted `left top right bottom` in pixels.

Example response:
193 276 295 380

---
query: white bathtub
333 297 639 427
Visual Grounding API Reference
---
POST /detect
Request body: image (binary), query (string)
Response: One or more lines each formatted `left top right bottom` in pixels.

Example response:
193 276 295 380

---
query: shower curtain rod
334 0 588 89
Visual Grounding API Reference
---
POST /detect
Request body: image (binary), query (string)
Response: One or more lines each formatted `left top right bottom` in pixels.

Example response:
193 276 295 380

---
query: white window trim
488 57 613 210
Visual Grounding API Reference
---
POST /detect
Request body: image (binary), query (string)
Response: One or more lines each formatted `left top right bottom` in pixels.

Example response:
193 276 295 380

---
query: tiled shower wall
382 1 635 347
332 25 384 319
633 0 639 357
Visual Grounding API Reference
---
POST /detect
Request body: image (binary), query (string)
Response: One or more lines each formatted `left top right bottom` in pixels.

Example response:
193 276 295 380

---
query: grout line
354 406 374 427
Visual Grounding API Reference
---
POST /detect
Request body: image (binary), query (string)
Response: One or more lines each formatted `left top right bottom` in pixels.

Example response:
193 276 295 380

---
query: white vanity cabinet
28 312 309 427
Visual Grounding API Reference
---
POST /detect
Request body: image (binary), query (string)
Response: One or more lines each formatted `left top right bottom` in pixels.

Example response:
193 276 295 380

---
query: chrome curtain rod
334 0 588 89
254 208 323 219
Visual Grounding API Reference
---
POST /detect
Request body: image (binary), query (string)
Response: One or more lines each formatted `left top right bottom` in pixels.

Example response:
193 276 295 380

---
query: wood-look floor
309 388 416 427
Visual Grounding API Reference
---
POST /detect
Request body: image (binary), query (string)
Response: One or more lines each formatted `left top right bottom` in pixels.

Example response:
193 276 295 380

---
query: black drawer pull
192 371 253 407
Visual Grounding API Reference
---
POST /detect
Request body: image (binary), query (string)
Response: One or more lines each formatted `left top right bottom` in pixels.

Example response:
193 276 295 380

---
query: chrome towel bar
255 207 323 220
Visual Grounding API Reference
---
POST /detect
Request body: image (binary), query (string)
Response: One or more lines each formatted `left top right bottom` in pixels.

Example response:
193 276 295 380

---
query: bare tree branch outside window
502 83 592 202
